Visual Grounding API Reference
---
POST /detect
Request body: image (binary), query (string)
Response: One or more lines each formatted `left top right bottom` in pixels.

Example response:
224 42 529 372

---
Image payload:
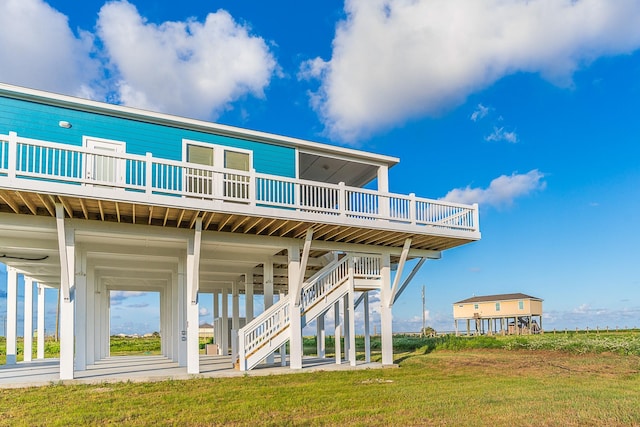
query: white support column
231 281 240 365
6 267 18 365
213 291 219 319
86 264 95 365
23 277 34 363
317 314 326 358
334 300 341 365
75 248 87 371
288 245 303 369
37 283 45 359
245 272 254 323
165 281 174 360
363 292 371 363
177 256 187 367
347 261 356 366
56 203 75 380
344 292 356 366
101 280 110 359
186 218 202 374
380 253 393 366
264 259 274 365
221 287 229 355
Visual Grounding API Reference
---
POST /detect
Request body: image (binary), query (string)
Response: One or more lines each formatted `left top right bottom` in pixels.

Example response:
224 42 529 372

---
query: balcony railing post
472 203 479 231
249 169 256 206
409 193 417 225
7 131 17 181
379 192 390 222
145 152 153 195
338 181 347 217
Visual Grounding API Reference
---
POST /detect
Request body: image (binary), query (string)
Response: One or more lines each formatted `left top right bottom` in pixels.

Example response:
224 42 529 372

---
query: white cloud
110 290 146 305
0 0 100 97
442 169 546 207
471 104 490 122
199 307 210 317
302 0 640 142
96 0 277 119
485 126 518 143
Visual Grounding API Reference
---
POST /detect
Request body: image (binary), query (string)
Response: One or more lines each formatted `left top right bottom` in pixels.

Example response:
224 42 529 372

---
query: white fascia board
0 83 400 168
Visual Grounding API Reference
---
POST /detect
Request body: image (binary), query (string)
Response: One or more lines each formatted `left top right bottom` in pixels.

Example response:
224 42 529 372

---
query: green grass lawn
1 332 640 425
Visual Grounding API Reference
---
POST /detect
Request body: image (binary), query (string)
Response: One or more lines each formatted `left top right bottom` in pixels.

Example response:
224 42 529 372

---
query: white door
85 138 126 187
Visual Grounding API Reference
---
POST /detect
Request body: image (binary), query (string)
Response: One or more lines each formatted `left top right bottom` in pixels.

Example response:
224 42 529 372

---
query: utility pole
421 284 426 337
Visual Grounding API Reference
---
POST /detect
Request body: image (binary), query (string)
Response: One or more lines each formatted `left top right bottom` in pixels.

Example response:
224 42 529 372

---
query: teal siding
0 96 296 178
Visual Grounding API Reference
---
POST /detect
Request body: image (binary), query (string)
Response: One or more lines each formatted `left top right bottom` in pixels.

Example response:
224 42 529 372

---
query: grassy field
1 332 640 425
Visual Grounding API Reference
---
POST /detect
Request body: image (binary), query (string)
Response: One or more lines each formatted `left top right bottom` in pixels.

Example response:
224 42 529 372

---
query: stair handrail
238 297 291 362
300 256 350 313
300 254 382 314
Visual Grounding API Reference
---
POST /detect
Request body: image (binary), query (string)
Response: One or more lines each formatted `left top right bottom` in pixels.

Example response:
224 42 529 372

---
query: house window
474 304 479 310
495 302 501 312
519 301 524 310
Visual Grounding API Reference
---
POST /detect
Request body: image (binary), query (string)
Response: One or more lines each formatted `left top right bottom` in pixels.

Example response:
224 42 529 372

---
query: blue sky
1 0 640 335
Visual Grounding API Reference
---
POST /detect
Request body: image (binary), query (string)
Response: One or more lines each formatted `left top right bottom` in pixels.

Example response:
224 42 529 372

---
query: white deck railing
0 132 479 232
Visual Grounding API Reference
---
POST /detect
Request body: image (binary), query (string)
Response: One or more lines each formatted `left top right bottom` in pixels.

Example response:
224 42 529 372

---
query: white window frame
182 139 253 170
182 139 253 199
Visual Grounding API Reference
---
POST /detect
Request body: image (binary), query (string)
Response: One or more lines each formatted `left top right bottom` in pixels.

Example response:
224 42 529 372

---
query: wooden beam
231 216 249 233
189 210 201 229
279 221 301 237
148 205 154 225
217 214 233 231
163 207 170 226
255 218 277 235
97 199 105 221
0 192 20 213
36 193 55 216
267 220 288 236
58 196 73 218
176 209 186 228
115 201 121 222
79 198 89 220
132 204 136 224
15 192 37 215
204 212 216 230
243 217 263 234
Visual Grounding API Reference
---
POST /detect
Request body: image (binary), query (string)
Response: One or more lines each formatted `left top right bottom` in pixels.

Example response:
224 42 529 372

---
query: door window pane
186 145 214 195
225 151 250 171
187 145 214 166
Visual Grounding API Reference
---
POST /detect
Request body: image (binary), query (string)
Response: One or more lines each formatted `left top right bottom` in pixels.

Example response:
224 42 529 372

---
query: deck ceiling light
58 120 72 129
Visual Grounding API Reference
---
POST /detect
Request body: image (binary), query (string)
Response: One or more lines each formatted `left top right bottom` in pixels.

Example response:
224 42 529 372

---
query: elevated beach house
453 293 543 336
0 83 480 380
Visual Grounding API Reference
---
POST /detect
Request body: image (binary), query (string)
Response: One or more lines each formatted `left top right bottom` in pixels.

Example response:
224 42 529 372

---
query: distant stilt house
453 293 543 336
198 323 214 339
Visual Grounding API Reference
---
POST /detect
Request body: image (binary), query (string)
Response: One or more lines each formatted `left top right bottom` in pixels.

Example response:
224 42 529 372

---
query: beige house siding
452 293 543 336
454 298 541 319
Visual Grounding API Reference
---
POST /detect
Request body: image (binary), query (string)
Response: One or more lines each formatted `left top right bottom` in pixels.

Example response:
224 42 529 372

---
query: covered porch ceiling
298 152 383 188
